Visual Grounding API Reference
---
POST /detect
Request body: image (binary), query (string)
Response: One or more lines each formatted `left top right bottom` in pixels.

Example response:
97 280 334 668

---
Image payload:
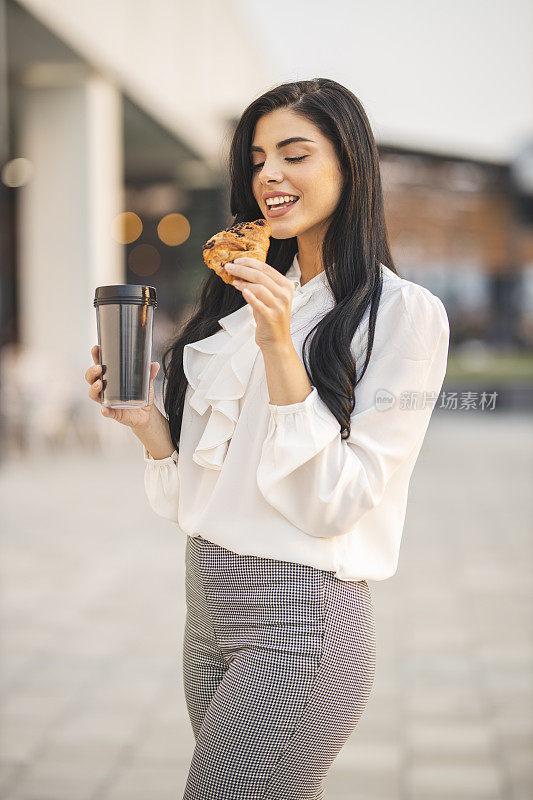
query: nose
258 161 284 184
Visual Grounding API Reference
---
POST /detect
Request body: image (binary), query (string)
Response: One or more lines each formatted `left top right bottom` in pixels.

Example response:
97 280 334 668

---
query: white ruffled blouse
143 254 450 581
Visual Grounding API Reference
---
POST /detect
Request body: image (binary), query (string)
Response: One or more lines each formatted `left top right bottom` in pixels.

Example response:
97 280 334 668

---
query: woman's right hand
85 344 160 430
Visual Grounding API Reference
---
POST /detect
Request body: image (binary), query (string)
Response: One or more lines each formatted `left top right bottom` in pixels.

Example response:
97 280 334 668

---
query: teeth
265 195 298 206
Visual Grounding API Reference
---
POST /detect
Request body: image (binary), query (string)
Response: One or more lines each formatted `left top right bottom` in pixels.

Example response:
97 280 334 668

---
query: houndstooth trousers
181 534 377 800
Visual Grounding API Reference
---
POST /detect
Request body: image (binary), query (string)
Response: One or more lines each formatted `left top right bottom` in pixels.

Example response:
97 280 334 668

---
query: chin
270 229 298 240
268 220 303 240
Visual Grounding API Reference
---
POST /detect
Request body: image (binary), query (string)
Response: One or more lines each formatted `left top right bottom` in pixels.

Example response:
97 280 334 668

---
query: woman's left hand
225 257 295 351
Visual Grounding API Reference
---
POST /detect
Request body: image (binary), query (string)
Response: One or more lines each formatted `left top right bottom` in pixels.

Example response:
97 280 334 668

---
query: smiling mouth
265 197 300 216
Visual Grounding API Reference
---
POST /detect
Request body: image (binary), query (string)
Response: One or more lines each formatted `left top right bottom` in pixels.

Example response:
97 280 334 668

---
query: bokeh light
157 213 190 246
128 243 160 276
111 211 143 244
1 157 33 187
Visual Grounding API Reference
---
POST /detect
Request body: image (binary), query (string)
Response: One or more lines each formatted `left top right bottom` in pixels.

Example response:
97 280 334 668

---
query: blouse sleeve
256 283 450 539
143 445 180 524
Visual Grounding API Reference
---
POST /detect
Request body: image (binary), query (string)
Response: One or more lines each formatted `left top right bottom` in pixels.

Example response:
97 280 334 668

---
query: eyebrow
250 137 315 153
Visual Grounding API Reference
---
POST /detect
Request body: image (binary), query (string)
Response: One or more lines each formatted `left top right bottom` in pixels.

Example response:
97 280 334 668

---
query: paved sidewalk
0 411 532 799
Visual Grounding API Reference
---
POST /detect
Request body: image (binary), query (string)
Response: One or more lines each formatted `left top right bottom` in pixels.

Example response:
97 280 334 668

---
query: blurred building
0 0 271 456
379 146 533 349
0 0 271 362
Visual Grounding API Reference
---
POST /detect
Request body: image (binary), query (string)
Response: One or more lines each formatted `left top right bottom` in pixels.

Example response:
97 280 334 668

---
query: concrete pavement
0 409 531 799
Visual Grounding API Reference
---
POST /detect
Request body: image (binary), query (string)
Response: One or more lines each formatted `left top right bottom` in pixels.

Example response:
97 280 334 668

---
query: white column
16 63 124 376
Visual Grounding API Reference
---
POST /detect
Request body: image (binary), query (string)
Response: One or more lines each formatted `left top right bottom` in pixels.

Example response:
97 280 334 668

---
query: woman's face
250 108 343 241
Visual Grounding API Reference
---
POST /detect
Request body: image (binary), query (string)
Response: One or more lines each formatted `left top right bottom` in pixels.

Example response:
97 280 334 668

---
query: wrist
133 405 175 460
262 341 313 406
131 403 160 432
260 340 295 359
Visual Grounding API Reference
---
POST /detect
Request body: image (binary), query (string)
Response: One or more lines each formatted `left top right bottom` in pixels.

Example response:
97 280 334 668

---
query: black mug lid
93 284 157 307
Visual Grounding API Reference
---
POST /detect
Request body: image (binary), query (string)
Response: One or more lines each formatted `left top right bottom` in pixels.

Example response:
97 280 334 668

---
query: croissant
202 219 272 285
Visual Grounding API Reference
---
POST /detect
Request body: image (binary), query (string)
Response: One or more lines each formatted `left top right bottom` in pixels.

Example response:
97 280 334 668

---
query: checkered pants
181 534 376 800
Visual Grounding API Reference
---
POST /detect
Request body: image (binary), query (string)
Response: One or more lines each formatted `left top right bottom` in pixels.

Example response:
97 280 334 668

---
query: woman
86 78 449 799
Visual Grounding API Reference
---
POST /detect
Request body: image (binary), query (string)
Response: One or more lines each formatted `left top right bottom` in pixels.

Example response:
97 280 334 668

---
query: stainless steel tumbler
93 284 157 409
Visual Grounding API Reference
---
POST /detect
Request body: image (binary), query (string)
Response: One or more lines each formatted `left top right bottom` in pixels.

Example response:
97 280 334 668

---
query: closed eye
251 155 308 172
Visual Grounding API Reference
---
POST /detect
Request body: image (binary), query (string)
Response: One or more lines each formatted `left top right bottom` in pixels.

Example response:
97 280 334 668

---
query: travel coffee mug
93 284 157 409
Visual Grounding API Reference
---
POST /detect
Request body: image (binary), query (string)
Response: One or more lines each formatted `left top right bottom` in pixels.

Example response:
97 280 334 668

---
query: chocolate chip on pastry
202 219 272 285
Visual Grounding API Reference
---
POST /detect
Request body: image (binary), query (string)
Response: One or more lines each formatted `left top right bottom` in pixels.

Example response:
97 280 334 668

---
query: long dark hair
161 77 397 452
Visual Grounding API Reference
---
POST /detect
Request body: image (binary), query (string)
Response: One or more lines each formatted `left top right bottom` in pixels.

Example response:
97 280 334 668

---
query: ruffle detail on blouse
183 302 261 471
181 262 324 472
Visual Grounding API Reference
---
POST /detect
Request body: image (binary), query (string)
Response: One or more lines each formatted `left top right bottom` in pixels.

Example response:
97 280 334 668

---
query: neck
296 230 326 286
